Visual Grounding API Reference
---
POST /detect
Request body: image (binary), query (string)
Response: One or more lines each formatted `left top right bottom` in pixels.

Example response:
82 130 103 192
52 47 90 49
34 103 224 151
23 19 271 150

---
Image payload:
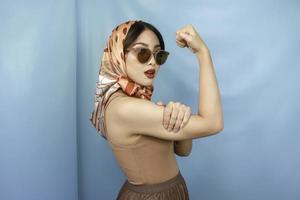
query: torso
104 89 142 145
103 89 180 185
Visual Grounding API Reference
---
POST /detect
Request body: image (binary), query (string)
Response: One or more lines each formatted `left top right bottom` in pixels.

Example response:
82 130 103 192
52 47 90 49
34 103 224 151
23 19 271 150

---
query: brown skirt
116 170 189 200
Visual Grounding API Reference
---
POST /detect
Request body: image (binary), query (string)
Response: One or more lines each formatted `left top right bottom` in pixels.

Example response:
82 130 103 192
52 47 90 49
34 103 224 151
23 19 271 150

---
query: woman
90 20 224 199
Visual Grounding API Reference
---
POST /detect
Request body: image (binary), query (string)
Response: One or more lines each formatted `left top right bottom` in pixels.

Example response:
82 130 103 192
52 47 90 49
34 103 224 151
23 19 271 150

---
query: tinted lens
137 48 151 63
155 50 169 65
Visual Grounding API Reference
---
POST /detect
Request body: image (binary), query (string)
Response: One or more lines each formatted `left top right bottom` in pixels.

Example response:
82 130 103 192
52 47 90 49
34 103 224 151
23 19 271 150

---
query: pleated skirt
116 170 189 200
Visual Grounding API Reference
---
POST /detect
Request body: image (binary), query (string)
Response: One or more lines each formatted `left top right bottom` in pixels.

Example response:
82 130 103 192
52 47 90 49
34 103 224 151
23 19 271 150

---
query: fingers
179 32 193 43
176 39 187 48
166 103 179 131
156 101 165 106
176 32 195 52
175 24 206 54
176 24 197 36
173 109 185 133
162 102 192 133
175 32 187 48
180 106 192 129
163 101 173 129
176 32 192 48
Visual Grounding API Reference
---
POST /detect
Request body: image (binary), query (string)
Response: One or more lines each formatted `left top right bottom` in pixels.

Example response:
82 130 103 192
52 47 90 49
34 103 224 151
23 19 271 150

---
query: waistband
124 170 185 193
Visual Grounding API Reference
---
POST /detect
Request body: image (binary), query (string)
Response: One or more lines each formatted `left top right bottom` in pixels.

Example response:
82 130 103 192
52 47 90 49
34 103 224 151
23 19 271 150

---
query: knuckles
163 101 192 131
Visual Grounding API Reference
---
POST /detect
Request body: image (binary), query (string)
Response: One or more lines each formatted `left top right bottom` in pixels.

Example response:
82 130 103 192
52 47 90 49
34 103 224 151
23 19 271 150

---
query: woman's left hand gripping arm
156 101 193 156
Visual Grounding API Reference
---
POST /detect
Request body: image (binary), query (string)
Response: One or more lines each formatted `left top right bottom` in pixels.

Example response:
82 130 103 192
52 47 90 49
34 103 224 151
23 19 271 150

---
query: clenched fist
175 24 209 55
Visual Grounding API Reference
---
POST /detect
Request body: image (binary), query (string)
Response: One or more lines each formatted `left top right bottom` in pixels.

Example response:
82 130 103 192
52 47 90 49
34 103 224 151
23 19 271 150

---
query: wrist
195 47 210 59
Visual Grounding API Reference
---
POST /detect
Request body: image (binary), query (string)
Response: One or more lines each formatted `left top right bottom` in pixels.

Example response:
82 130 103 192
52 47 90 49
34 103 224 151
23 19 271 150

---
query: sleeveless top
104 89 180 185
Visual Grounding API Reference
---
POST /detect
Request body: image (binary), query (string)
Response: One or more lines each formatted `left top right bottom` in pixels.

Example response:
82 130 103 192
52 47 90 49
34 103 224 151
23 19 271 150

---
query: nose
148 53 156 66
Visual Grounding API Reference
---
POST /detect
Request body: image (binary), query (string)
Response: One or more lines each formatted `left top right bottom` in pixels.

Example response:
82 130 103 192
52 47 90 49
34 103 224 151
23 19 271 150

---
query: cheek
125 54 135 66
127 54 142 69
125 56 140 76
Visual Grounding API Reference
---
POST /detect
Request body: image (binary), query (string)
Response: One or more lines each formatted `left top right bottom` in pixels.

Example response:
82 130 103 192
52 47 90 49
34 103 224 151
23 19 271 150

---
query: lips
144 69 155 79
145 69 155 74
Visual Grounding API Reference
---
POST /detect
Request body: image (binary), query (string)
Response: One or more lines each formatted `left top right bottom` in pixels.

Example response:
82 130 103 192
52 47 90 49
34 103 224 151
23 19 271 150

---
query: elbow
213 123 224 134
175 151 191 157
215 115 224 132
209 118 224 135
174 141 193 157
179 154 191 157
176 147 192 157
205 115 224 135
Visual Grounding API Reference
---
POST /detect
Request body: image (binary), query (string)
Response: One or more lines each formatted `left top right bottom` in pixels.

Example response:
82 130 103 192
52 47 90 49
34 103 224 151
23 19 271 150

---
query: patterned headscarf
89 20 154 140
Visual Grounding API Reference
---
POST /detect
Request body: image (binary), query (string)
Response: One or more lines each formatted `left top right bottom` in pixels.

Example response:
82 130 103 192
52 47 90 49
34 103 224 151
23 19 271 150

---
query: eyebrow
132 42 161 48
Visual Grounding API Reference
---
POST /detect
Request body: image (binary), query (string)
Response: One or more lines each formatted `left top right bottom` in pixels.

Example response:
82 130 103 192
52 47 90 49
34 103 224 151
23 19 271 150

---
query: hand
156 101 192 133
175 24 209 55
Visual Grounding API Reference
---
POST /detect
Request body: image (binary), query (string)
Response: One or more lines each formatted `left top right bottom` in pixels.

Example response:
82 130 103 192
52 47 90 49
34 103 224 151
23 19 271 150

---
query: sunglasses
125 47 170 65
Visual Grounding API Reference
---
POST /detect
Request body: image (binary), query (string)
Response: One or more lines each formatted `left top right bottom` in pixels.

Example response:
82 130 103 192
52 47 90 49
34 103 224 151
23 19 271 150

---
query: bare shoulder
104 90 134 143
109 95 222 141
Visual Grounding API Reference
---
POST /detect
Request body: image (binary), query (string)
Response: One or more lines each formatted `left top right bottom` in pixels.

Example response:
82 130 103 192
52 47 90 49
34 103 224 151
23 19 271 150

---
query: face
124 29 161 86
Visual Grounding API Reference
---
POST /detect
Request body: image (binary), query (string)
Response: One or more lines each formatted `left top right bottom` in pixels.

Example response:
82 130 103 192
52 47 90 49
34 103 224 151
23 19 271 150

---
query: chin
131 76 154 86
142 78 155 86
138 81 153 87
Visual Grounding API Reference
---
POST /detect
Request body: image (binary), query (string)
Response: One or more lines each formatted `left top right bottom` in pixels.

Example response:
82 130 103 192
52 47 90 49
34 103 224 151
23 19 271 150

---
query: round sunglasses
125 47 170 65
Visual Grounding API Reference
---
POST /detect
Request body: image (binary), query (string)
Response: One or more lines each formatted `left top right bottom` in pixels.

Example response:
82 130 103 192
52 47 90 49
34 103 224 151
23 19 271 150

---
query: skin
117 25 223 136
124 28 193 155
106 25 223 156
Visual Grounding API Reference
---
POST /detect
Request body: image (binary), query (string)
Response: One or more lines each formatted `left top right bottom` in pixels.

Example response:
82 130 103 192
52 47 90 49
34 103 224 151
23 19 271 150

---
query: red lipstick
144 69 155 79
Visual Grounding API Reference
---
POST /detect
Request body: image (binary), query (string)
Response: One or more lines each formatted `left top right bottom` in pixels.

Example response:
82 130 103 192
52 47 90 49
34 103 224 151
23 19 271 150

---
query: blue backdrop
1 0 299 200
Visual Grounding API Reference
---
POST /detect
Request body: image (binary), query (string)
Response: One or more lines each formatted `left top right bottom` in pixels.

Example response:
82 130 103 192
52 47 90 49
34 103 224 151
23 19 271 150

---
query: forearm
174 139 192 156
196 49 224 129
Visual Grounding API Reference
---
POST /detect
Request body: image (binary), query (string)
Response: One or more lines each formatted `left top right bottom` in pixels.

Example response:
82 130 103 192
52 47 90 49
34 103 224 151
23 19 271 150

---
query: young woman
90 20 224 200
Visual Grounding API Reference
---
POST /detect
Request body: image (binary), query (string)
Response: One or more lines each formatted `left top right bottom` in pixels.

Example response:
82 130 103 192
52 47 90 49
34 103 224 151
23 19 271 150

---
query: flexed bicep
116 97 218 141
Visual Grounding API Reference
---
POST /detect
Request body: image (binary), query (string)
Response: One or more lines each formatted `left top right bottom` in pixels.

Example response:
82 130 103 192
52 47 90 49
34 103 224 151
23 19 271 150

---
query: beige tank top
104 89 180 185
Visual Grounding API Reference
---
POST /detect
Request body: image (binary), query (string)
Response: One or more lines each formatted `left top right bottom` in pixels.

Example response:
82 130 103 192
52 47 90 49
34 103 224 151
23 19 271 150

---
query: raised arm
176 24 224 128
112 97 219 141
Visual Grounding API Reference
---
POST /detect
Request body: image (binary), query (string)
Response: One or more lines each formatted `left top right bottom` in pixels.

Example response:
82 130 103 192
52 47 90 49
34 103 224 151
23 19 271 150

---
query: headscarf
89 20 154 140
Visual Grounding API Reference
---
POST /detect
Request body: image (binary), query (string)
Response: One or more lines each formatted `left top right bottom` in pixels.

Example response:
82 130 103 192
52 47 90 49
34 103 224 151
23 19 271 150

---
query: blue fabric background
1 0 299 199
